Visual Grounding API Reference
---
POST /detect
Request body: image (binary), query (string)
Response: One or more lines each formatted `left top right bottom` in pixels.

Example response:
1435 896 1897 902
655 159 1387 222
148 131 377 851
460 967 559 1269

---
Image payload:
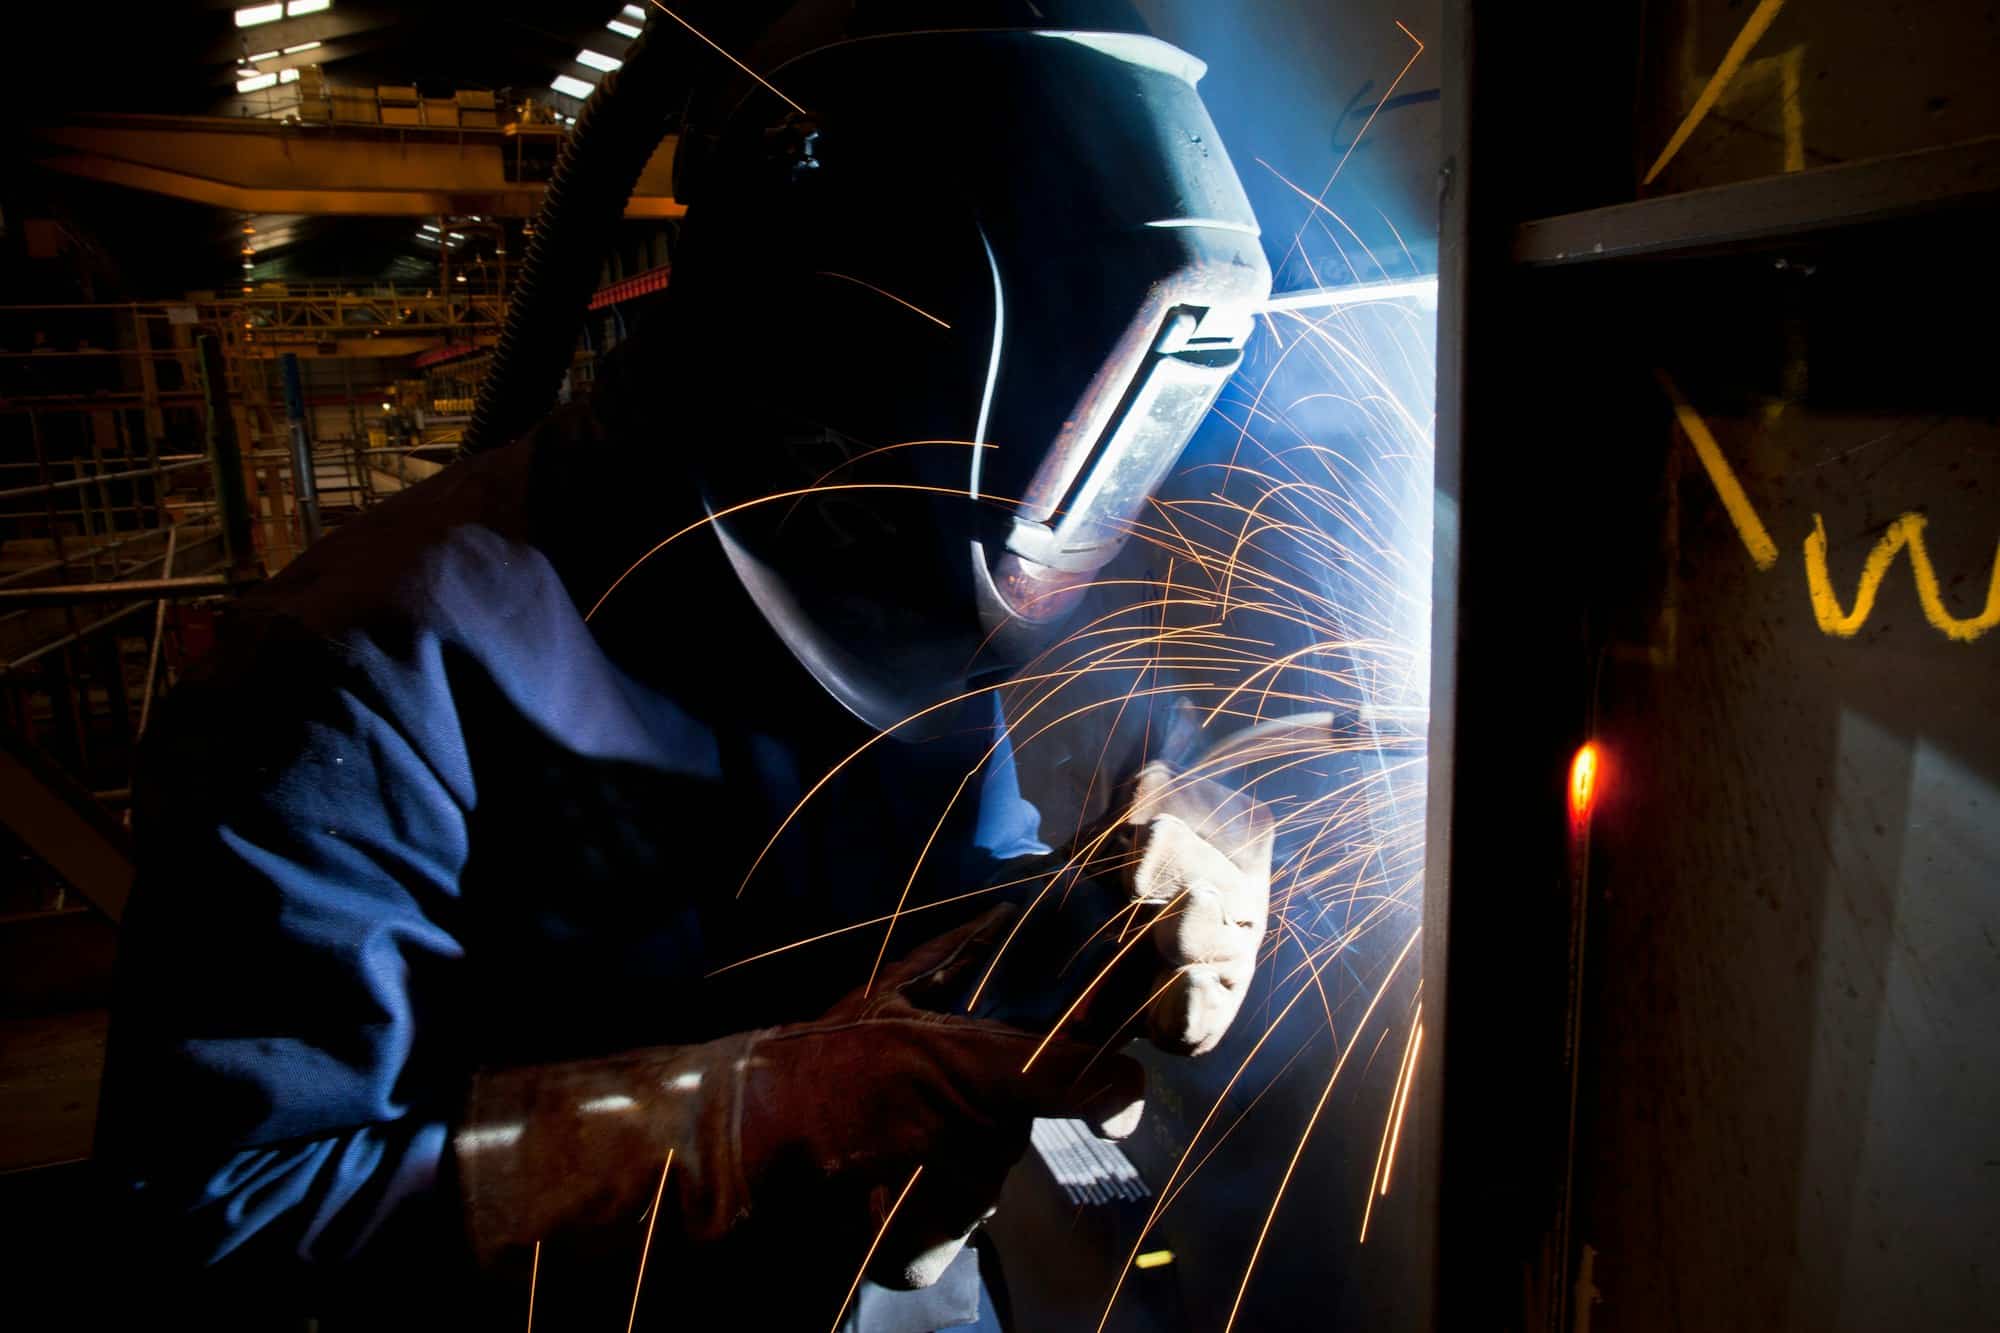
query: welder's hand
791 904 1144 1289
454 907 1144 1286
1119 761 1274 1056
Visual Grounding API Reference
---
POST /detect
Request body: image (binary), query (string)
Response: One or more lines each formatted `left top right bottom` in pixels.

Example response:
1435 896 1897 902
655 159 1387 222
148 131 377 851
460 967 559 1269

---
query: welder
96 3 1273 1328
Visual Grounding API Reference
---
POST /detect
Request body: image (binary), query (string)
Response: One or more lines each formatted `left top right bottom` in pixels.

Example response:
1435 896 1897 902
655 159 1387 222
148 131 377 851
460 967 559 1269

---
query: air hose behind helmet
461 20 688 455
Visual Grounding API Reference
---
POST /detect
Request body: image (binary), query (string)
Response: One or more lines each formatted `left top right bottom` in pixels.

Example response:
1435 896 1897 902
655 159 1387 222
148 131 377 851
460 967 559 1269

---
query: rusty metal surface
1550 224 2000 1330
1634 0 2000 197
1441 3 2000 1326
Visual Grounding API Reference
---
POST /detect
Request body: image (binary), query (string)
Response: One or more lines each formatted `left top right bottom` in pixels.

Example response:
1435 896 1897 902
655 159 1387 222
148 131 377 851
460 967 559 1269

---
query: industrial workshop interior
0 1 1994 1329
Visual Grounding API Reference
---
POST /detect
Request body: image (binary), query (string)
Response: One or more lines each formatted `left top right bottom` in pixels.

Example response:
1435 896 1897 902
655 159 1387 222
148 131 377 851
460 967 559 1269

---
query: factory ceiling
16 1 656 118
3 1 709 296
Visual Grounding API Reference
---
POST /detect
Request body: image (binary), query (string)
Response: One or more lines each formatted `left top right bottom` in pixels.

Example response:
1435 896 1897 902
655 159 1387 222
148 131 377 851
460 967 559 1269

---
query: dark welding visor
678 28 1270 733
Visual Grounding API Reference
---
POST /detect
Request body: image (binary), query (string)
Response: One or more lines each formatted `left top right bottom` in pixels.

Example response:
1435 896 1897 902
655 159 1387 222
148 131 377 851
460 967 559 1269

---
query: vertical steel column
134 524 177 744
194 333 257 577
280 353 324 546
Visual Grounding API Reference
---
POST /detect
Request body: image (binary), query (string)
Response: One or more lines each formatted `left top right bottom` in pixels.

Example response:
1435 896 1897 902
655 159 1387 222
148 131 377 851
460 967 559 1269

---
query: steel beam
30 113 683 219
0 739 133 924
0 575 245 608
1514 134 2000 265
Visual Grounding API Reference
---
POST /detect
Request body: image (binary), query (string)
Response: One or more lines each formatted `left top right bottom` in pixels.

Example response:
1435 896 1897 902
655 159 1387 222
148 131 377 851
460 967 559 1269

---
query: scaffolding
0 293 477 791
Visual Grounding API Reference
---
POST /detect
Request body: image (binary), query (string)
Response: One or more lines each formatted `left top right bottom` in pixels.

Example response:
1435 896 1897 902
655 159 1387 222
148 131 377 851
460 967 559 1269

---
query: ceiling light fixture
283 40 322 54
549 74 595 100
575 48 622 72
279 68 300 83
234 3 283 27
622 4 645 18
236 71 279 93
247 49 279 62
286 0 331 16
606 18 641 38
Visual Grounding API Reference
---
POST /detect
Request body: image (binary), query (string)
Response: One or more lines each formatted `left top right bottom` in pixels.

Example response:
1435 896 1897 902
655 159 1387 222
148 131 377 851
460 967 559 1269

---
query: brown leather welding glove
454 906 1145 1278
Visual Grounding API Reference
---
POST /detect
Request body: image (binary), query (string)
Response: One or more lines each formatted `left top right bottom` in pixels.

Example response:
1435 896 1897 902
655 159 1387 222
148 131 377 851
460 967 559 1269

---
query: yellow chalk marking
1805 513 2000 643
1778 46 1805 173
1718 44 1807 176
1657 372 1778 570
1644 0 1788 185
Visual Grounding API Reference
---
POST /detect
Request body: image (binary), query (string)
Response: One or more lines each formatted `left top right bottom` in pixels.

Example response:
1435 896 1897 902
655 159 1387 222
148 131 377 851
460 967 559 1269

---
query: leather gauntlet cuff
455 1032 763 1264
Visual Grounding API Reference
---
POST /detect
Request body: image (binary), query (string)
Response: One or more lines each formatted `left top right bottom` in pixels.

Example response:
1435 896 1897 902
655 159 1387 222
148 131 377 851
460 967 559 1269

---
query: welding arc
1186 707 1417 773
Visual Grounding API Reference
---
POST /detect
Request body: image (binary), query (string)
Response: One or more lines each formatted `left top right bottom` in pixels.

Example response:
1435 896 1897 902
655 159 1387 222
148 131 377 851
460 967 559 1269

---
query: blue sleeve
98 614 471 1276
970 693 1053 863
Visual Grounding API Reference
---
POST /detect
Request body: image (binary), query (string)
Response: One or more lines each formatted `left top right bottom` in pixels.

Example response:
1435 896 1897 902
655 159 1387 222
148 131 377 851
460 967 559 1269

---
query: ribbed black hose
462 23 686 454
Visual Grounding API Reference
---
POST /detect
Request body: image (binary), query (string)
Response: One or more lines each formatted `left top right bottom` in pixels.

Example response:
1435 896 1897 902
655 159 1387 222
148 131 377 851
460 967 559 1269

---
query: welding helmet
666 3 1271 733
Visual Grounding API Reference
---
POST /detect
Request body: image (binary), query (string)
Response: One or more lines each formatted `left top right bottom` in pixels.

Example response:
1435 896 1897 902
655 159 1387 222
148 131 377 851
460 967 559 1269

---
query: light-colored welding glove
1122 760 1275 1056
454 906 1144 1285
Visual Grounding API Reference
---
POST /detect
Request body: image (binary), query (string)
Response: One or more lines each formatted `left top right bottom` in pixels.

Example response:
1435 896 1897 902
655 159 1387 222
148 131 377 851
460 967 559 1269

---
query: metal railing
0 297 478 793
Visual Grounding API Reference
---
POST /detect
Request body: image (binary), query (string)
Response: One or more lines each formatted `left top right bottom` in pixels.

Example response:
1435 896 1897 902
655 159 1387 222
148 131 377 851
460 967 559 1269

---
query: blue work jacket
95 370 1049 1329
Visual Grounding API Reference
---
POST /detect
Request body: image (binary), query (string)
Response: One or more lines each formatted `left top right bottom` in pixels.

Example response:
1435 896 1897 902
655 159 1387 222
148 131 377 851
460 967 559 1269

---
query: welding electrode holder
955 760 1275 1058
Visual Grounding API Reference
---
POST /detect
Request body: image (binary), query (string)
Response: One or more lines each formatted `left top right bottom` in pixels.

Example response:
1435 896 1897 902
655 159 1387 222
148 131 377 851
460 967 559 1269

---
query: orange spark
626 1149 675 1333
830 1167 925 1333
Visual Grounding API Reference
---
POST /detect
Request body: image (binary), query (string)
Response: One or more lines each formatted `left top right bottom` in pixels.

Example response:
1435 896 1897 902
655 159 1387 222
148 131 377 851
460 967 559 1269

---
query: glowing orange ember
1570 743 1600 820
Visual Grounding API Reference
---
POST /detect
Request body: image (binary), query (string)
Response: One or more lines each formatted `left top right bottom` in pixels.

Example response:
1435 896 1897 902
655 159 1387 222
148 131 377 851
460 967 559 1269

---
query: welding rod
1032 1119 1094 1206
1262 275 1438 314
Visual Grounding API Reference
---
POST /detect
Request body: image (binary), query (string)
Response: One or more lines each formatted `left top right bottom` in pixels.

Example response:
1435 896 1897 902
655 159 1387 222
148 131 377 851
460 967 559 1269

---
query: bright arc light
286 0 331 15
1570 743 1601 821
550 74 596 100
234 3 283 27
1263 275 1440 314
575 48 623 72
607 18 641 37
236 71 279 93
